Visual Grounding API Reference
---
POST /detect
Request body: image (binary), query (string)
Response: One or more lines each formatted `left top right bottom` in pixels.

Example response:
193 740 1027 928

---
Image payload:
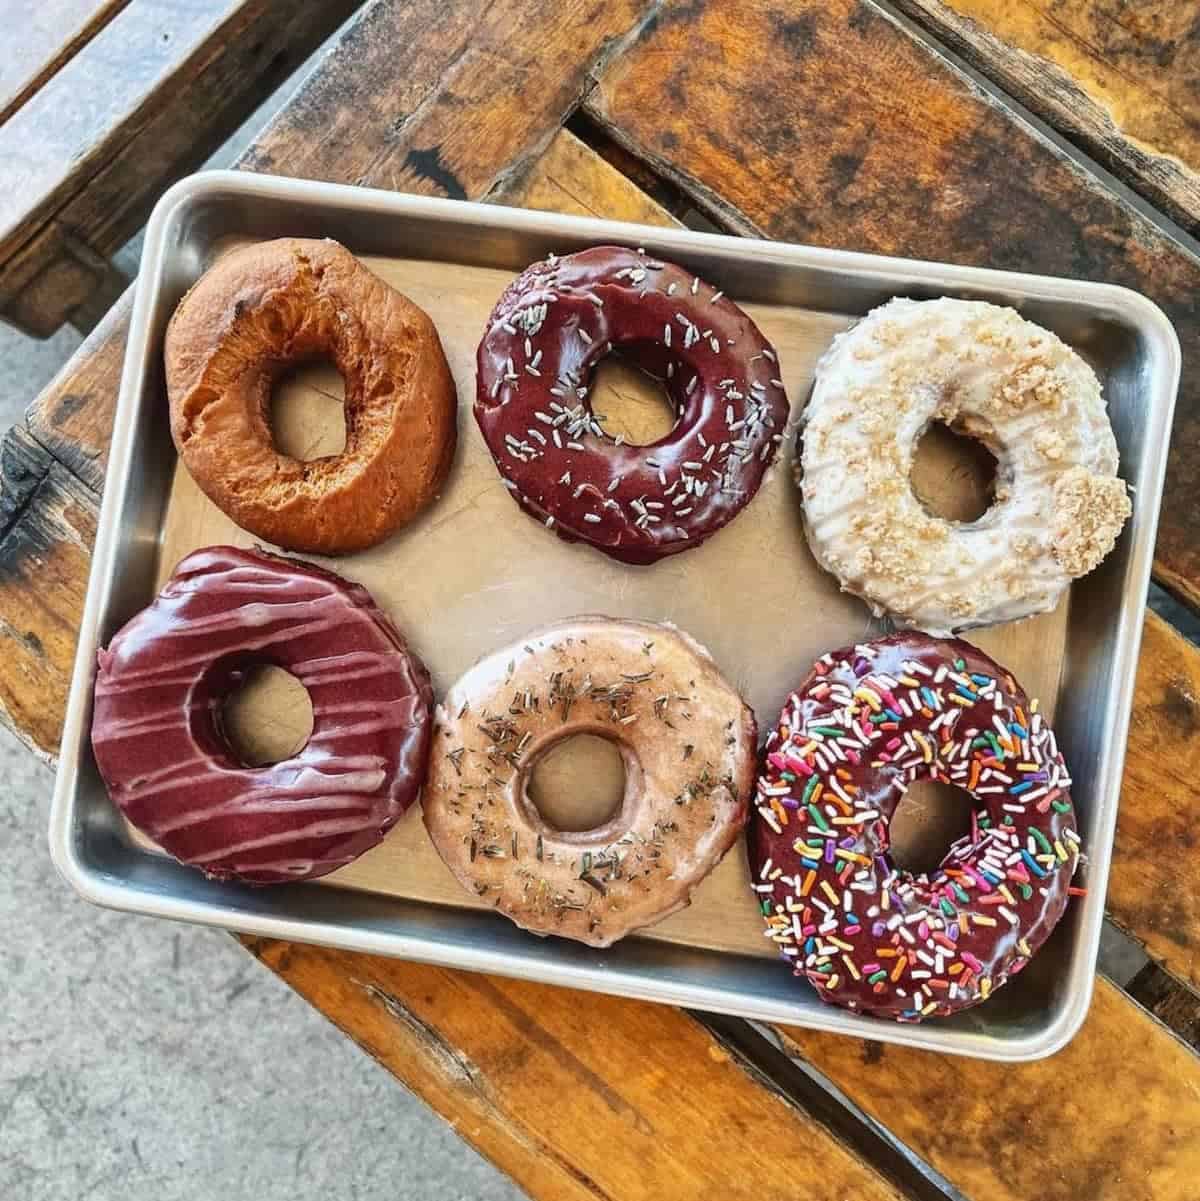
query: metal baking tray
50 170 1179 1061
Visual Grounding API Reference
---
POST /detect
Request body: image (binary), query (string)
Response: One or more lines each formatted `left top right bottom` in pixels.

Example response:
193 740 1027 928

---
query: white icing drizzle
91 547 432 883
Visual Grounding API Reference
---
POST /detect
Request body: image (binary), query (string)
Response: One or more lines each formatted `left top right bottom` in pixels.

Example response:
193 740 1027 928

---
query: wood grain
0 427 97 762
0 0 361 336
1110 609 1200 990
25 299 130 493
0 0 129 124
782 978 1200 1201
237 0 662 199
245 937 905 1201
145 234 1069 960
895 0 1200 236
584 0 1200 613
504 126 677 226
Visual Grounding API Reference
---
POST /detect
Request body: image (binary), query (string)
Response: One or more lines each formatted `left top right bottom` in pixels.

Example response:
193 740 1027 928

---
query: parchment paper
147 251 1070 959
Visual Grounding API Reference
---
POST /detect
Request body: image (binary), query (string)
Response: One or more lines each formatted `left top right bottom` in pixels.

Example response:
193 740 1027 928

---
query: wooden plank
781 978 1200 1201
503 126 678 227
893 0 1200 236
584 0 1200 613
0 0 362 336
0 427 97 762
245 938 905 1201
24 0 663 463
1111 609 1200 991
0 1 129 124
25 299 130 495
237 0 661 199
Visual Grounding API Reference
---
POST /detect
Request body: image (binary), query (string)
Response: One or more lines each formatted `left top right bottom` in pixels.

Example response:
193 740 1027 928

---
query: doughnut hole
888 779 974 876
910 419 998 523
269 357 348 460
524 733 628 832
219 664 314 767
589 347 678 446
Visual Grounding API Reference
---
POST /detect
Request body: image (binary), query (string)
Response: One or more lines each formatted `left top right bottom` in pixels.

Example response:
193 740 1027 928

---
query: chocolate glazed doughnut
475 246 789 564
91 546 433 884
748 633 1081 1021
166 238 457 555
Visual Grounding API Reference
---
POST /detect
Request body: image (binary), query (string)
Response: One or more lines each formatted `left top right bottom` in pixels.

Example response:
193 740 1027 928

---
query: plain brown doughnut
165 237 457 555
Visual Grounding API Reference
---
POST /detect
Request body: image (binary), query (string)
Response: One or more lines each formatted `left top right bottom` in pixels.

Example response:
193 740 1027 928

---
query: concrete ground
0 39 524 1201
0 730 525 1201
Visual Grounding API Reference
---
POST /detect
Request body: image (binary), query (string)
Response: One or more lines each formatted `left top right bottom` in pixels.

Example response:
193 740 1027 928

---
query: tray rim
48 168 1182 1062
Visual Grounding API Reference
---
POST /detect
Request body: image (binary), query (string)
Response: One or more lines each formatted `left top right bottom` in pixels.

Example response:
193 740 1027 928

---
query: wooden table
0 0 360 336
4 2 1200 1196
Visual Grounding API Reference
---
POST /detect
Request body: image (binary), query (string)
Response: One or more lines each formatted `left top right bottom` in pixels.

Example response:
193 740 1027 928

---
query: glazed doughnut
748 632 1080 1021
91 546 433 884
475 246 789 564
422 617 757 946
166 238 457 555
800 297 1131 633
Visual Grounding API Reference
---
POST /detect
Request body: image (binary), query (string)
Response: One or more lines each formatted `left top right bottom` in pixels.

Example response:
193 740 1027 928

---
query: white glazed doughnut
422 617 756 946
800 297 1131 633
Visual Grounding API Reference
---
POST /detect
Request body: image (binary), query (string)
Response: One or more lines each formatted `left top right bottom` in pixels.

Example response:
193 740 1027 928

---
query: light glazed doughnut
165 238 457 555
422 617 756 946
800 297 1131 633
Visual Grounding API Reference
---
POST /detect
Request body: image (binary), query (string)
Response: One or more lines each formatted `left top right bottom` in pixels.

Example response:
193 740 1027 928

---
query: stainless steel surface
49 170 1180 1061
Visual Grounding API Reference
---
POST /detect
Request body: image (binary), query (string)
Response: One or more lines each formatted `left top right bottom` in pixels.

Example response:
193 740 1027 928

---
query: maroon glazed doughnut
475 246 789 563
748 633 1081 1021
91 546 433 884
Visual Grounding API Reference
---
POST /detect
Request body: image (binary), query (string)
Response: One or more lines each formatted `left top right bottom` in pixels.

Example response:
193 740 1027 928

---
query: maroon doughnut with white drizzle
748 632 1081 1021
475 246 789 564
91 545 433 884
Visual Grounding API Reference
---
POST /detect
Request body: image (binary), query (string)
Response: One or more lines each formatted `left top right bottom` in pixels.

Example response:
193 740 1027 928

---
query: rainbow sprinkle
752 636 1081 1022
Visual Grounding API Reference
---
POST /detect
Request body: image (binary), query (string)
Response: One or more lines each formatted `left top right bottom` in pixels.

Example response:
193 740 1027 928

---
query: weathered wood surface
0 427 97 762
246 938 906 1201
585 0 1200 614
0 0 128 123
1113 610 1200 991
0 0 362 337
25 301 131 495
5 1 1200 1195
783 977 1200 1201
237 0 661 198
895 0 1200 236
